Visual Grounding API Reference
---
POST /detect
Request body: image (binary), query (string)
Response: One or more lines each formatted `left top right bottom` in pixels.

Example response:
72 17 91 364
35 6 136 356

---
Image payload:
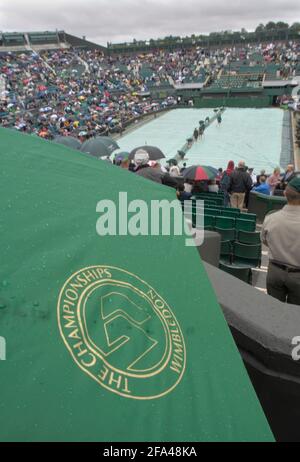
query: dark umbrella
96 137 120 153
80 137 118 158
129 145 165 161
54 136 81 150
183 165 219 181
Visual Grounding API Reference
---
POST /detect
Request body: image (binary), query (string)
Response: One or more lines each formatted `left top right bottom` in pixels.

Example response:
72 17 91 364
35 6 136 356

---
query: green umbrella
0 128 273 442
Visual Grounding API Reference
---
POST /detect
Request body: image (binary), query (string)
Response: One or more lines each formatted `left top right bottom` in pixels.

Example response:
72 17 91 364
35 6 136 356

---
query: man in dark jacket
134 150 178 188
229 161 253 210
134 150 164 184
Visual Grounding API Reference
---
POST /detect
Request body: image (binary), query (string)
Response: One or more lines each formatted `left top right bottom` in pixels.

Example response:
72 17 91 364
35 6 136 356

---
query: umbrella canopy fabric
0 128 273 442
54 136 81 150
80 137 118 158
129 145 165 161
183 165 219 181
96 137 119 153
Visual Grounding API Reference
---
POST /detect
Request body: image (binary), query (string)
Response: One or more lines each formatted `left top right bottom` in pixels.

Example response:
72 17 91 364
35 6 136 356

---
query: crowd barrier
248 191 287 223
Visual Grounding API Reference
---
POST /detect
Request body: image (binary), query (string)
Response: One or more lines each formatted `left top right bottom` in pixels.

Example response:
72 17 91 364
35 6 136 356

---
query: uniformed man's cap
288 176 300 193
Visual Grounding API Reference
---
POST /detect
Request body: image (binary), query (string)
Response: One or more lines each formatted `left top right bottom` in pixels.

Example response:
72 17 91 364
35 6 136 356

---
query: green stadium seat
215 228 236 242
204 215 215 228
233 242 261 268
205 208 222 216
222 209 241 218
240 212 257 222
200 200 217 207
215 216 235 230
235 219 256 233
220 241 232 265
238 230 261 245
219 262 252 285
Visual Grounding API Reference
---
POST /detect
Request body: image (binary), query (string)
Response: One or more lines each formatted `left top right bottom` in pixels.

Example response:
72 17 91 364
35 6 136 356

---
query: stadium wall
204 262 300 442
194 95 270 108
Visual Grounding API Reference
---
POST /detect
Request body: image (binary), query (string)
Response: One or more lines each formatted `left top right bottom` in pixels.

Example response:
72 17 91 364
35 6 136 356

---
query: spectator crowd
0 39 299 141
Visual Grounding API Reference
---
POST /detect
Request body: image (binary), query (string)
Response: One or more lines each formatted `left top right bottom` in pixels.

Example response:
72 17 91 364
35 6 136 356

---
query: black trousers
267 263 300 306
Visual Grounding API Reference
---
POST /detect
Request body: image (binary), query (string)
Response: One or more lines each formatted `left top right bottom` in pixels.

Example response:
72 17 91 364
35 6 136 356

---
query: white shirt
184 183 193 193
170 166 180 177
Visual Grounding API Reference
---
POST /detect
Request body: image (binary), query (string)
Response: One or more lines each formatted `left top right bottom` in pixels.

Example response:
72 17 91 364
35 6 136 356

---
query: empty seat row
219 241 262 284
202 215 256 232
216 229 261 245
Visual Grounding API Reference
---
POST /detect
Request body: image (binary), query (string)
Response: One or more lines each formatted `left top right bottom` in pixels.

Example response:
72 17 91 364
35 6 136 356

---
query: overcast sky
0 0 299 45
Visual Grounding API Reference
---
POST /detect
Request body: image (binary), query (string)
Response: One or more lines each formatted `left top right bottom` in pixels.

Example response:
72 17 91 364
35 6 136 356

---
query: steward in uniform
261 177 300 305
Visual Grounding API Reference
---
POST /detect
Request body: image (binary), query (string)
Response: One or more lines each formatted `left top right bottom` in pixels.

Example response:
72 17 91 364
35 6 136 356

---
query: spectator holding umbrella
134 150 164 184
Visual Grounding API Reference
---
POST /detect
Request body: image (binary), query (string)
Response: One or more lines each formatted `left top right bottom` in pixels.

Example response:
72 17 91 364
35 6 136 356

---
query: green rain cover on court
0 128 273 442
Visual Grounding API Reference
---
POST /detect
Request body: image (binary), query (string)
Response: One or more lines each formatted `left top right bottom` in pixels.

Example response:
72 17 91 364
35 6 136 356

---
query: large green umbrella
0 128 273 442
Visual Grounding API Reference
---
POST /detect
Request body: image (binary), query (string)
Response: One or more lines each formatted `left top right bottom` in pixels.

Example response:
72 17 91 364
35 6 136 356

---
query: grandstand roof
263 79 298 88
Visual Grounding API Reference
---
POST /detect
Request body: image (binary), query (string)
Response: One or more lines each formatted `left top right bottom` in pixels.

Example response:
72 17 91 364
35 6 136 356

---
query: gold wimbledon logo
57 266 186 400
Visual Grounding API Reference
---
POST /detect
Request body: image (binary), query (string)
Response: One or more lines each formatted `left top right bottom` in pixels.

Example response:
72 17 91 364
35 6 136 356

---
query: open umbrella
183 165 219 181
54 136 81 150
96 137 119 153
80 137 118 158
129 145 165 161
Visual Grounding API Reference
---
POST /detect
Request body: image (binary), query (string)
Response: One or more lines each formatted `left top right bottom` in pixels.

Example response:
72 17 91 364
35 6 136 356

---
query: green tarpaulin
0 128 273 442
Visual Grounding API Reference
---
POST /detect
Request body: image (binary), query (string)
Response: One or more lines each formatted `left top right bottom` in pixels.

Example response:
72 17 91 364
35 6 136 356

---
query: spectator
267 167 281 195
216 168 223 183
261 176 300 305
256 169 266 186
228 161 252 210
180 163 188 174
134 150 163 184
176 184 192 202
220 160 235 207
248 168 256 186
208 179 219 193
184 180 193 194
253 176 271 196
193 128 199 142
169 160 181 177
281 164 296 190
